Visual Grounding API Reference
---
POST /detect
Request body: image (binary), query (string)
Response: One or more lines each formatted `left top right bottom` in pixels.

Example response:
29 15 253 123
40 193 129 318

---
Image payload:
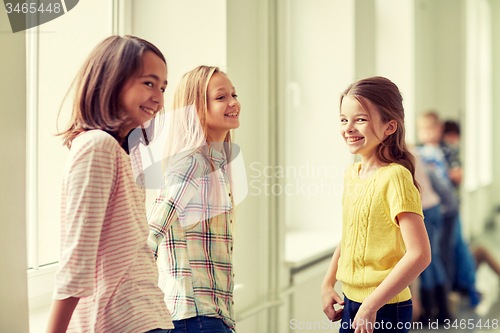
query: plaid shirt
147 147 235 329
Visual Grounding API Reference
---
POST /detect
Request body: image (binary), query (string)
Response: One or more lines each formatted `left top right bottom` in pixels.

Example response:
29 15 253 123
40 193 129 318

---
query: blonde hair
417 110 442 128
164 65 235 229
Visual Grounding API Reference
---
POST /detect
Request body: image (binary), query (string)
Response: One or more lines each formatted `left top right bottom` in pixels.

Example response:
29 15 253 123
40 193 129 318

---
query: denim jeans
340 296 413 333
171 316 234 333
420 204 447 289
453 214 477 292
146 329 171 333
441 213 458 284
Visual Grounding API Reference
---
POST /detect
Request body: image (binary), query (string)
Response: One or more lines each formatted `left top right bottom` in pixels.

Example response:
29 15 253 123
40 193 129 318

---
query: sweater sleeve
53 134 117 300
386 165 423 226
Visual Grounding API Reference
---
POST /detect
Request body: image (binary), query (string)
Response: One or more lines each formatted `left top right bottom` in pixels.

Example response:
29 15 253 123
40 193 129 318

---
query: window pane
33 0 113 266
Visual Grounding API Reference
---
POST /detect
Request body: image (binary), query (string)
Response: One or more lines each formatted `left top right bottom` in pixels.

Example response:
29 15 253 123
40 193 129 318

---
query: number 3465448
5 2 62 14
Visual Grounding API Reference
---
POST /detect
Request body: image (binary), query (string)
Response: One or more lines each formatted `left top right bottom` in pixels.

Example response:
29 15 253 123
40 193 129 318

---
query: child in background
417 112 480 308
442 120 500 279
321 77 431 333
46 35 173 333
413 151 451 322
441 120 462 187
416 112 459 284
147 66 240 333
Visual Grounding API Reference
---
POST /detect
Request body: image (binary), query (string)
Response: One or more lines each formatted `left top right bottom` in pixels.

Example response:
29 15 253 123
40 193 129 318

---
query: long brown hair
58 35 166 148
340 76 419 189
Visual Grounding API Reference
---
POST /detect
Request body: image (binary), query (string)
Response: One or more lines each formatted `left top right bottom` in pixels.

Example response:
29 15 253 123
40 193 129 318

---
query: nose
345 122 355 133
229 96 240 109
151 88 163 108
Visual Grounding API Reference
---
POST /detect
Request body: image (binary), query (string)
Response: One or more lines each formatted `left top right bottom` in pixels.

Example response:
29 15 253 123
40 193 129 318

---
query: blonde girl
321 77 431 333
46 35 173 333
147 66 240 333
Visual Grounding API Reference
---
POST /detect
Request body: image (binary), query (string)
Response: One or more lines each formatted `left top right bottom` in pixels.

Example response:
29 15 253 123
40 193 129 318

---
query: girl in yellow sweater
321 77 431 333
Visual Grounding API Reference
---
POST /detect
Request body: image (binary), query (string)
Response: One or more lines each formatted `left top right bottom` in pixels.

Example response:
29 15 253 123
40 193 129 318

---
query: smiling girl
46 35 173 333
321 77 431 333
147 66 240 333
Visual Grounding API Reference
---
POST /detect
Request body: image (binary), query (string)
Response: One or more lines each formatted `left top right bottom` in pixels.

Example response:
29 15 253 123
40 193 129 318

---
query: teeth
347 137 362 142
141 107 155 115
225 112 238 116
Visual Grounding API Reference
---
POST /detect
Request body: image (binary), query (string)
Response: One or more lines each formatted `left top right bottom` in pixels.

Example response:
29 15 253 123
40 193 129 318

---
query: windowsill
28 264 58 311
28 265 58 332
284 229 340 270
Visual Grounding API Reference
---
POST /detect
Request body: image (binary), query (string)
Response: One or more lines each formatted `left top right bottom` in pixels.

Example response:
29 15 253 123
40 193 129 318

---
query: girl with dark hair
321 77 431 333
46 35 173 333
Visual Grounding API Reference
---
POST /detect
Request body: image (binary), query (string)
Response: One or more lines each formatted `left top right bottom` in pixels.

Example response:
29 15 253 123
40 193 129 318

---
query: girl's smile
206 72 241 141
346 136 364 144
340 95 386 158
340 95 398 173
119 51 168 134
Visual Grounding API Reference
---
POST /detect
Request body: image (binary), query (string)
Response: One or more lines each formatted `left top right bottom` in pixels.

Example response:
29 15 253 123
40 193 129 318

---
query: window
26 0 118 310
464 0 493 191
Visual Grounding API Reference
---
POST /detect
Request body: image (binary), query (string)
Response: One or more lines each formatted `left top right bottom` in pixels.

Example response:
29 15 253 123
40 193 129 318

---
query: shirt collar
209 146 226 167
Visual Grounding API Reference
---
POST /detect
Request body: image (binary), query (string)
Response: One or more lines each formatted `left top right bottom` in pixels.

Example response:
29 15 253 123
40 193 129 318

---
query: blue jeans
420 204 447 289
146 330 171 333
453 215 477 291
340 296 413 333
440 213 458 285
171 316 234 333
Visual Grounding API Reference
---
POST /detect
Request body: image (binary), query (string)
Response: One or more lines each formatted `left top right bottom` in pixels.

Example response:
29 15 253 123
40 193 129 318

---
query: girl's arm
321 243 345 321
147 158 202 257
352 212 431 333
50 134 117 330
46 297 80 333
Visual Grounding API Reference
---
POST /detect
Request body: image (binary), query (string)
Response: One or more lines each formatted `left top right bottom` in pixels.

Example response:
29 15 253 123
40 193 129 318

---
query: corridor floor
419 225 500 333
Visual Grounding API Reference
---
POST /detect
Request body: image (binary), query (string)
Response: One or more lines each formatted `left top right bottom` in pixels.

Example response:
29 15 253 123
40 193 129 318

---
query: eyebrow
141 74 168 85
212 86 236 93
339 113 369 117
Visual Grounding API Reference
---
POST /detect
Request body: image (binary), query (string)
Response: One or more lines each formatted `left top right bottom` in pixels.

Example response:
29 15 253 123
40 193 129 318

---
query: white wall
355 0 376 79
414 0 465 121
132 0 227 119
375 0 416 144
283 0 355 232
227 1 274 331
0 10 30 332
489 0 500 212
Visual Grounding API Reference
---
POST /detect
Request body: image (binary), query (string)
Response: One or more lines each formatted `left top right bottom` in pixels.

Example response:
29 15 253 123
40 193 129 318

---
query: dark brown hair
58 35 166 148
443 120 460 136
340 76 419 189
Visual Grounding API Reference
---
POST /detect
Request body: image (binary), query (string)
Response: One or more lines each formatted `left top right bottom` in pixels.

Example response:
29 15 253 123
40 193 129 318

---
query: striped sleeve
147 157 202 258
53 138 117 300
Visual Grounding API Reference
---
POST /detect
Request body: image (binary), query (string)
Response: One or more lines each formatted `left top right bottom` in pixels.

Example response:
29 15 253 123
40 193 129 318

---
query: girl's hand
321 285 344 321
352 304 377 333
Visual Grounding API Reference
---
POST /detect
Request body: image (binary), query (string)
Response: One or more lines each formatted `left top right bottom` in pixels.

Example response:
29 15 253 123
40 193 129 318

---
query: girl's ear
385 120 398 135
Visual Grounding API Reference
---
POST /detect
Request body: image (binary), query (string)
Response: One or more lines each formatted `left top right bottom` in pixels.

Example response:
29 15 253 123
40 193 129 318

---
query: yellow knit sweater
336 163 423 304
